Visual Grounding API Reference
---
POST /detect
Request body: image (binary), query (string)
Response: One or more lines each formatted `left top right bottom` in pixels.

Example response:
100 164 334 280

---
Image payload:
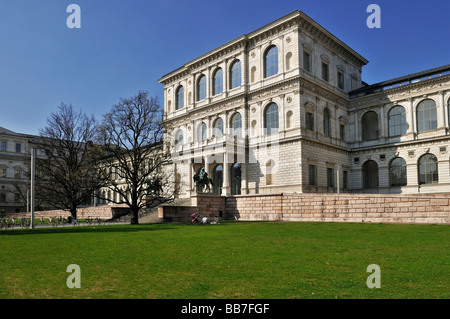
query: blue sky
1 0 449 135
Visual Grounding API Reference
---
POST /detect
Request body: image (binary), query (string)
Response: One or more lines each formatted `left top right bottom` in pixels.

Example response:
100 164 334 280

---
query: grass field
0 221 448 299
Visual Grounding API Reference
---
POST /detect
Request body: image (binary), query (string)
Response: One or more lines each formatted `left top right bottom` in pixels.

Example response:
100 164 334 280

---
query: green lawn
0 221 448 299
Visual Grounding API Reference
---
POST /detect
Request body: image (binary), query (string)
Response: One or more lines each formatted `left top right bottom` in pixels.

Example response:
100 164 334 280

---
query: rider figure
198 167 207 181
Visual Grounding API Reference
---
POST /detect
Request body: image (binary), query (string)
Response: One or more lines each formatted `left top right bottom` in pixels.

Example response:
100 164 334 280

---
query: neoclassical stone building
0 126 32 214
159 10 450 198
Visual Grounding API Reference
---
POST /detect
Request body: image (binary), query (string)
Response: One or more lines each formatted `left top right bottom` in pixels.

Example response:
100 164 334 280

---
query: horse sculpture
145 177 164 196
193 168 214 193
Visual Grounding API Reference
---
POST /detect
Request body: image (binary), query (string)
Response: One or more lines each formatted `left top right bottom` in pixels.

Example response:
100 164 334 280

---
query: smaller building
0 127 34 214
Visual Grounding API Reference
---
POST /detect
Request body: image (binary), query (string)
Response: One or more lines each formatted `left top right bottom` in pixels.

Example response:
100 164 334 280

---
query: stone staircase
138 197 194 224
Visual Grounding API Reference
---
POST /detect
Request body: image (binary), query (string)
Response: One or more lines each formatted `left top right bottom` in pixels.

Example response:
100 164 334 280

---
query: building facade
0 127 34 214
159 10 450 198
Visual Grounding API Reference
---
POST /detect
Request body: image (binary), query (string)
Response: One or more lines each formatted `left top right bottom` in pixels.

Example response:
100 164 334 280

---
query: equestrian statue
193 167 214 193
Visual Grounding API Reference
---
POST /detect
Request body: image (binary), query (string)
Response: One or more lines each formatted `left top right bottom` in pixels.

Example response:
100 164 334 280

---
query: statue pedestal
190 192 226 219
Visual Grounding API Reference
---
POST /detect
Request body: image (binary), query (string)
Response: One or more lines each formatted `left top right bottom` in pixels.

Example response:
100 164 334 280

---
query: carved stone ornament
286 96 292 103
286 36 291 43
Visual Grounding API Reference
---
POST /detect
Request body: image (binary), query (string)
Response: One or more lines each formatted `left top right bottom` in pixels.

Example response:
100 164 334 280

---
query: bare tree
97 90 173 224
34 103 103 219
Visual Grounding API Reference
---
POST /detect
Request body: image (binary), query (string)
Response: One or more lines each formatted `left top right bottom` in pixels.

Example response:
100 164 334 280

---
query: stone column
443 91 449 128
222 153 230 196
188 158 193 194
204 153 210 177
438 91 445 128
240 162 248 195
206 67 211 103
280 94 286 135
192 74 196 108
406 98 414 134
354 111 360 143
379 104 385 139
409 98 416 136
279 35 285 80
224 59 229 97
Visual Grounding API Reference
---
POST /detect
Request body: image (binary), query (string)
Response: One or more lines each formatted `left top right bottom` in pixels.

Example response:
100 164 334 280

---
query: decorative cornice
349 75 450 109
299 76 349 106
159 10 369 86
163 93 246 126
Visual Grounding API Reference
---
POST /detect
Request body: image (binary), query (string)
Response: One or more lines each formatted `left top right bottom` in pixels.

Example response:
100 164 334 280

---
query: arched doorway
213 165 223 195
362 160 379 190
231 163 241 195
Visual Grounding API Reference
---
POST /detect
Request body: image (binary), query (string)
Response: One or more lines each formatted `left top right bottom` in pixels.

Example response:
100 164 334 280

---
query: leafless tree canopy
97 90 172 224
34 103 103 218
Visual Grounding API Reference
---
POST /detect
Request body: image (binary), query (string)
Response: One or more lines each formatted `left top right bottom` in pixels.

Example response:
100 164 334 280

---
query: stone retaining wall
158 194 225 223
1 205 127 220
225 193 450 224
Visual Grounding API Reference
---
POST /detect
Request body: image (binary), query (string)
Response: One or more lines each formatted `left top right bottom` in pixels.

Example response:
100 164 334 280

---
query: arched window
197 75 206 101
213 68 223 95
339 116 347 141
362 111 379 141
418 153 438 184
264 103 279 135
175 129 183 146
388 105 407 136
389 157 407 187
266 160 275 185
197 122 207 142
213 165 223 195
417 99 437 132
231 163 241 195
286 111 293 129
250 66 256 83
231 113 242 137
213 118 223 137
230 60 241 89
285 52 292 71
175 86 184 110
362 160 379 189
323 108 331 137
264 45 278 78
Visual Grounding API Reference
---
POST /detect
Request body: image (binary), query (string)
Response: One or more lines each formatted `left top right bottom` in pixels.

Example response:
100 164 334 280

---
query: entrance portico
187 152 246 197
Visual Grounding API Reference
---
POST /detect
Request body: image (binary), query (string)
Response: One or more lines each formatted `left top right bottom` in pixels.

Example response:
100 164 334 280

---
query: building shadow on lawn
0 223 176 236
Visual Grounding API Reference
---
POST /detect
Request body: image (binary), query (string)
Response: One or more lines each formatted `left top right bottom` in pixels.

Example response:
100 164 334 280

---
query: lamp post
336 166 340 194
30 148 36 229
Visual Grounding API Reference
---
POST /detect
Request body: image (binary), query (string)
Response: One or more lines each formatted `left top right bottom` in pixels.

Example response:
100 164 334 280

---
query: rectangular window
337 71 344 89
303 51 311 72
16 143 21 153
343 171 348 189
309 165 317 186
327 167 334 187
306 112 314 131
1 142 6 152
322 63 329 82
351 77 357 90
340 124 345 141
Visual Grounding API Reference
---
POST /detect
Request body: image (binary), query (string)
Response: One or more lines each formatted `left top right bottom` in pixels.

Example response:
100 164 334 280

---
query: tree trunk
130 207 139 224
70 206 77 220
